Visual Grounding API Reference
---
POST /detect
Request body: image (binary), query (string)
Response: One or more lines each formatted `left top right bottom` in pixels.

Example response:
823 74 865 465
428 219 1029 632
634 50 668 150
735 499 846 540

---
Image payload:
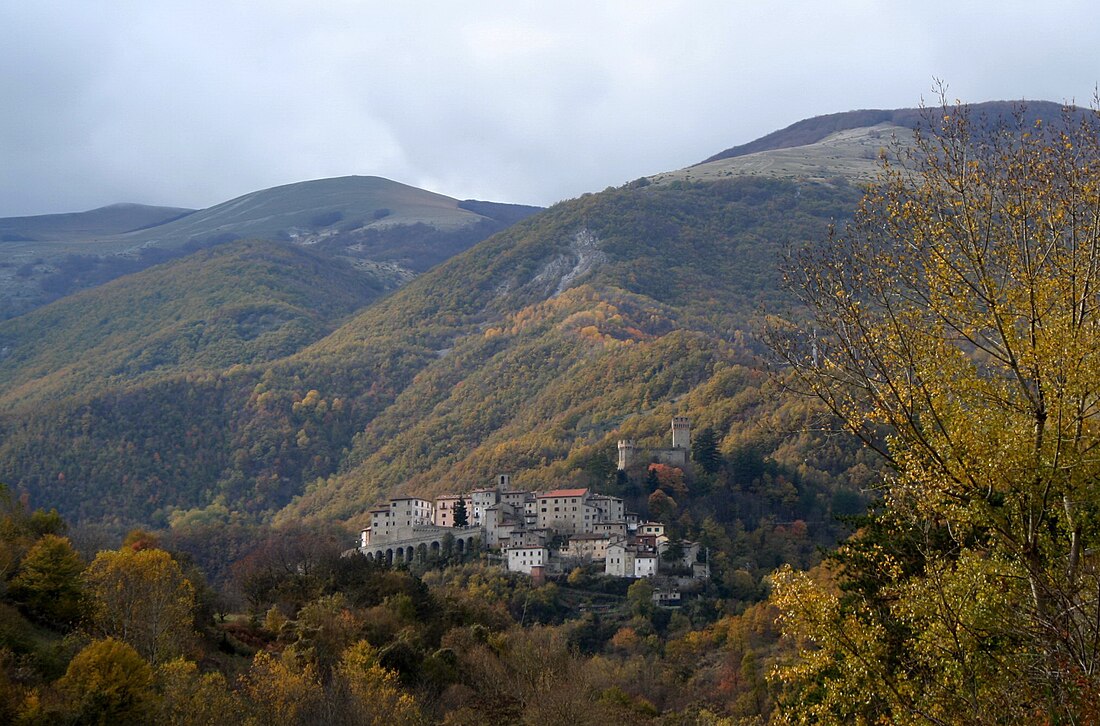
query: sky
2 1 1099 217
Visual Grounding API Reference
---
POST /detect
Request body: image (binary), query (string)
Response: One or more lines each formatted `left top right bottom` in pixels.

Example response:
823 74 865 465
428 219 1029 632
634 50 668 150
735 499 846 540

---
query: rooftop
536 488 589 499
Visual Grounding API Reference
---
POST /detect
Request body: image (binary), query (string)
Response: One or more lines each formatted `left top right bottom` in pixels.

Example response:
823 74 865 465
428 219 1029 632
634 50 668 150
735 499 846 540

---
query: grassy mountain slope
0 174 859 529
697 100 1072 164
0 203 195 242
0 176 539 318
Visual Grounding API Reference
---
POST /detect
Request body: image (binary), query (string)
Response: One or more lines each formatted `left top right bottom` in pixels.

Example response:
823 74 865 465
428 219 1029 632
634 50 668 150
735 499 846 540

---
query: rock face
530 228 608 297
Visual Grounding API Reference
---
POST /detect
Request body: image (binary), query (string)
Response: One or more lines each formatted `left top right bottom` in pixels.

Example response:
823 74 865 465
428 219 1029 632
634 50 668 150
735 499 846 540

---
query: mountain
3 103 1046 531
0 203 195 242
697 100 1073 164
0 239 390 406
0 176 540 318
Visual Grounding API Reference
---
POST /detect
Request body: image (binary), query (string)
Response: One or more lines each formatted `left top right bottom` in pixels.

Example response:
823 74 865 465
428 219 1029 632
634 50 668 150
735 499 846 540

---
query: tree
335 640 421 726
84 547 196 664
58 638 156 724
155 657 242 726
452 497 469 528
691 427 721 474
647 489 676 523
9 534 84 627
240 650 324 726
768 98 1100 721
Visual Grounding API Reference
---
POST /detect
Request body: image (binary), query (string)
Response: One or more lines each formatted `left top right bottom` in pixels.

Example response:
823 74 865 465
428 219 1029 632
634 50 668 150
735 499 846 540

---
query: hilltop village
357 417 709 600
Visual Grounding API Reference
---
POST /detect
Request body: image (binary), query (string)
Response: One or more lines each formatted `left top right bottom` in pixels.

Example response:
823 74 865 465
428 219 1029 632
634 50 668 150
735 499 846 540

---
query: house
535 488 592 534
639 521 666 539
605 539 660 578
470 488 500 525
653 585 682 607
561 533 611 561
592 521 628 539
506 546 549 574
433 494 473 527
605 541 635 578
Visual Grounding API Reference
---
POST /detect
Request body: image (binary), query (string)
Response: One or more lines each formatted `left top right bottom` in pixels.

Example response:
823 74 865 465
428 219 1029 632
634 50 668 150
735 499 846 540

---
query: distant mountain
0 101 1045 532
697 100 1074 164
0 176 540 318
0 203 195 242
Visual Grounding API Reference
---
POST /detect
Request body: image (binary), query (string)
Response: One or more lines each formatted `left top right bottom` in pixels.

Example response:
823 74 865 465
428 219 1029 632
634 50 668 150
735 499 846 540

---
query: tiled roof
536 488 589 498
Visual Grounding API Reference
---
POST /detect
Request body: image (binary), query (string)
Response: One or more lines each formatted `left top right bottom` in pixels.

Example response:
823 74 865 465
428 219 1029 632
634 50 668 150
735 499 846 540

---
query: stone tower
495 473 512 490
617 439 636 470
671 416 691 452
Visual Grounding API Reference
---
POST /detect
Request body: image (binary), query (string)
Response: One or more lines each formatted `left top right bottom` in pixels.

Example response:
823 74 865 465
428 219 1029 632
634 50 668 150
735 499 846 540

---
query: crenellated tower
617 439 636 470
671 416 691 452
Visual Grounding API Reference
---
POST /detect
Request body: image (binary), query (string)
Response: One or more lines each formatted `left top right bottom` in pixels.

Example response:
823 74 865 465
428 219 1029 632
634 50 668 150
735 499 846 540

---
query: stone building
617 417 692 470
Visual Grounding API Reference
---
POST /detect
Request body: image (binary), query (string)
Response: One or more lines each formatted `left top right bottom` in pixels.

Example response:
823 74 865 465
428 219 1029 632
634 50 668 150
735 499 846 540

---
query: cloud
1 1 1098 216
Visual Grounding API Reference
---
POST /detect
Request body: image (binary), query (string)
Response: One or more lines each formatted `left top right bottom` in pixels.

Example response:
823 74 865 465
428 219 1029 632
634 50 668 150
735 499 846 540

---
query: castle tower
495 473 512 490
617 439 636 470
671 416 691 452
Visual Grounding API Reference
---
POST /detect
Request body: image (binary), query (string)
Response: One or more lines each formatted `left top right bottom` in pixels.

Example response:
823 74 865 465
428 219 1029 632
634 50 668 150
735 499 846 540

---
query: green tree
9 534 84 627
691 427 721 474
452 497 468 528
84 547 196 664
769 99 1100 721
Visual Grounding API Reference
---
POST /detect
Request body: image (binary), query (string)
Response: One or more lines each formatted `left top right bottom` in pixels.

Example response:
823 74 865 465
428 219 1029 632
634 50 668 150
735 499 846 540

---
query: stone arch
385 548 394 565
457 537 465 554
430 540 440 555
417 543 428 563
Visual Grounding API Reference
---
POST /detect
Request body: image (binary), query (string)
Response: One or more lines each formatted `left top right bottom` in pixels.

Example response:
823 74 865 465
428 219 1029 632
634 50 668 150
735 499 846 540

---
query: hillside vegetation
0 240 391 406
0 173 861 532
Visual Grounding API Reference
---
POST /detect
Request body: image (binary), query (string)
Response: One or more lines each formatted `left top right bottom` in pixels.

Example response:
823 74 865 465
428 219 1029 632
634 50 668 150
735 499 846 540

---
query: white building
635 551 658 578
506 546 549 574
605 540 660 578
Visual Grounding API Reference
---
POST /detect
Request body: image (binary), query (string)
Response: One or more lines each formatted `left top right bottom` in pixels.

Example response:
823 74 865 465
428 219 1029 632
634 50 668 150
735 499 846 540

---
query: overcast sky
2 1 1098 217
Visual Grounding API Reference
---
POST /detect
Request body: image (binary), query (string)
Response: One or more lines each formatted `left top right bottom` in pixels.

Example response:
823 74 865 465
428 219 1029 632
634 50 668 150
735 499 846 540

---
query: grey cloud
2 1 1099 217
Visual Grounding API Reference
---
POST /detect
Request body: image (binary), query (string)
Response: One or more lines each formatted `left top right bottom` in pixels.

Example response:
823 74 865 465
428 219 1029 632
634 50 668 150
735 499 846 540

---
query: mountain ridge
0 175 541 319
0 101 1054 531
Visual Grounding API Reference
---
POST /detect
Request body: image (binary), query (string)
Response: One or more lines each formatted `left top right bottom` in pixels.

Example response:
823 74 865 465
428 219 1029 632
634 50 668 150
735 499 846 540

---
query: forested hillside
0 172 863 534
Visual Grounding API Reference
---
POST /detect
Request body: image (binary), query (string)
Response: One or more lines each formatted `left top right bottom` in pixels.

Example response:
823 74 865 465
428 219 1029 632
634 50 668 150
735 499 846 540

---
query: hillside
7 103 1042 532
0 239 390 406
0 174 862 529
697 100 1073 163
0 176 539 318
0 203 195 241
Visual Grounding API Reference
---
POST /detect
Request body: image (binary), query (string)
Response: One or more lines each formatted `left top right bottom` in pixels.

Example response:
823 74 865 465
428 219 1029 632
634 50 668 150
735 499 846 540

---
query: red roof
536 488 589 499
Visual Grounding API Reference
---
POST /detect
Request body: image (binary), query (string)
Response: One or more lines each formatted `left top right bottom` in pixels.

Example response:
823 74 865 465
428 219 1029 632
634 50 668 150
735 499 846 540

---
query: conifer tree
453 497 468 528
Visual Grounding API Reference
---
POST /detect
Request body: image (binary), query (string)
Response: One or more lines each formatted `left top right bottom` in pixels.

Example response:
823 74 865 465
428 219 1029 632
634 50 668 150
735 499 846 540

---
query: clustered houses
358 476 664 578
357 418 709 588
